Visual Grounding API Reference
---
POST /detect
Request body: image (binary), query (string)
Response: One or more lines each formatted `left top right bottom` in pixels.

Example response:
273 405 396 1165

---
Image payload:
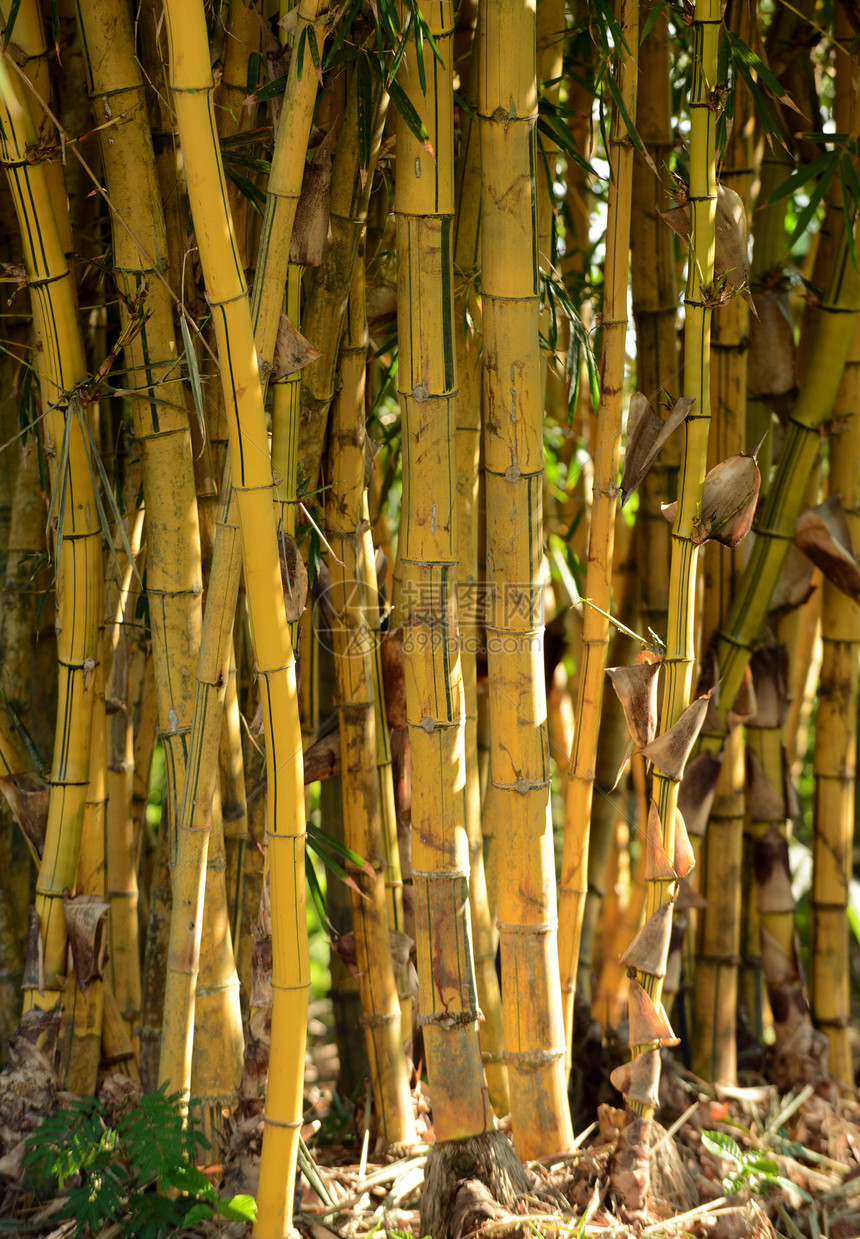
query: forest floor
1 999 859 1239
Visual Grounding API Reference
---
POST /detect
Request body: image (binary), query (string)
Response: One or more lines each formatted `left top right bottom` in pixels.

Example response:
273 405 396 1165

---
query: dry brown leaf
64 895 110 992
271 314 323 380
638 690 713 781
754 827 794 914
620 394 694 506
794 493 860 598
673 808 695 878
609 1048 661 1112
661 184 754 310
606 660 662 749
621 902 673 978
746 748 787 821
748 285 797 417
278 529 309 621
643 800 675 882
677 750 722 837
662 449 761 547
748 642 789 729
768 543 817 616
289 132 334 266
627 978 679 1047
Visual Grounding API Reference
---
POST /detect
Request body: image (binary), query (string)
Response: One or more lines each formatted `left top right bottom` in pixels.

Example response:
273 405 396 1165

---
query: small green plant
23 1084 255 1238
701 1130 811 1201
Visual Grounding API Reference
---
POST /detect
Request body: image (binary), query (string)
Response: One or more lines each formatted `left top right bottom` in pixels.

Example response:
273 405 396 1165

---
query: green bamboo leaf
639 0 667 44
604 71 656 173
252 73 288 102
784 157 838 251
1 0 24 48
766 150 838 204
726 30 802 113
305 851 332 927
306 18 323 83
179 312 208 450
414 6 426 94
296 25 308 79
384 74 431 150
246 49 261 96
356 51 372 169
388 9 413 86
307 820 370 870
221 151 273 174
325 0 363 67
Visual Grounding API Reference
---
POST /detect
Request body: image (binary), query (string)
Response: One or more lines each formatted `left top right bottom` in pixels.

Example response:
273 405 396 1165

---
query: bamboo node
413 382 429 402
503 1047 565 1068
411 866 470 880
496 919 557 935
262 1116 303 1129
417 1007 481 1029
360 1011 399 1028
420 715 437 732
505 464 521 482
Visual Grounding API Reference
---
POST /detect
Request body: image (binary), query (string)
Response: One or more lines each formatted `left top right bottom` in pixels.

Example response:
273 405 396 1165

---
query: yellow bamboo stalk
452 30 509 1116
395 0 489 1147
64 660 107 1093
298 71 388 483
810 315 860 1086
157 0 329 1113
105 502 145 1047
0 0 72 256
0 54 103 1017
324 247 415 1143
557 0 638 1073
161 6 307 1234
479 0 573 1158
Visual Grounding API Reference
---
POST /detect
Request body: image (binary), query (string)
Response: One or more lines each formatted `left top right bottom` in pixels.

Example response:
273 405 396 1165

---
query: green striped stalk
557 0 638 1069
0 54 103 1019
689 0 753 1083
614 0 721 1176
714 221 860 720
810 338 860 1083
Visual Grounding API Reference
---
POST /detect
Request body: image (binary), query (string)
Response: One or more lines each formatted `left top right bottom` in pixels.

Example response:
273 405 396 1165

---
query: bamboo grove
0 0 859 1232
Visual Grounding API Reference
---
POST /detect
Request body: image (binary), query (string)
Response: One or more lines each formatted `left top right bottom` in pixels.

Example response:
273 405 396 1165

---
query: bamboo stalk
557 0 638 1073
324 244 415 1142
452 24 509 1117
479 0 573 1158
161 6 308 1233
810 316 860 1086
395 0 489 1146
612 4 721 1202
156 0 329 1116
0 54 103 1017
